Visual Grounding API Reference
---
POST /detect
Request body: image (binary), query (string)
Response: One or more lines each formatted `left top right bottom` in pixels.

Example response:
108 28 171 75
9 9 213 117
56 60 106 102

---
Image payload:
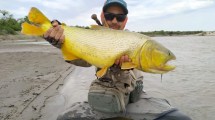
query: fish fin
96 67 108 78
61 39 80 61
21 22 44 36
61 47 79 61
63 54 79 61
90 25 110 30
21 7 52 36
28 7 50 25
121 62 137 70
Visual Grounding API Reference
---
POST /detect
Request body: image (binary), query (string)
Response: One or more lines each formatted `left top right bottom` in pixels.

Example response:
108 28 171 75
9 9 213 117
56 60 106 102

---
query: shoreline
0 31 214 41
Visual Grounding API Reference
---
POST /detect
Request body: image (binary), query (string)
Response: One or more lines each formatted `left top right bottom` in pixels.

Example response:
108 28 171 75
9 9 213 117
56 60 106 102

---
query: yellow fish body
21 7 176 78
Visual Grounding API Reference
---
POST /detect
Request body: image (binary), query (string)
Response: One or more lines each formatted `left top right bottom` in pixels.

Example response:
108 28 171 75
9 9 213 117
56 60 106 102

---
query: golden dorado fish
21 7 176 78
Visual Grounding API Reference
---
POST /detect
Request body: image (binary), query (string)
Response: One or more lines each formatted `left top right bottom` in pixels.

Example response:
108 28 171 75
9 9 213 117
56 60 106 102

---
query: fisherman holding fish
43 0 191 119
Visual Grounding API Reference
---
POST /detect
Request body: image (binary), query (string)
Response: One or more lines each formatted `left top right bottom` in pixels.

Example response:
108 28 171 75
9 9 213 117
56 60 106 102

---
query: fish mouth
162 56 176 72
163 64 176 72
148 59 176 74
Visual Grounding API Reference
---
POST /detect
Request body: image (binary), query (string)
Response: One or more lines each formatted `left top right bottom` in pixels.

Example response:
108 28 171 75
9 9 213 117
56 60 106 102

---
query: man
44 0 192 120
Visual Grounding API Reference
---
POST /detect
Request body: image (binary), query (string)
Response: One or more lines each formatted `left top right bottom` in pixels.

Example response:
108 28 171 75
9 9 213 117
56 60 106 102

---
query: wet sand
0 40 73 120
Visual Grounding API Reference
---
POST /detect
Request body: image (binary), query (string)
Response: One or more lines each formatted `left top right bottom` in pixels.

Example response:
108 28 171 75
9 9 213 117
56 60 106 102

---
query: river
143 36 215 120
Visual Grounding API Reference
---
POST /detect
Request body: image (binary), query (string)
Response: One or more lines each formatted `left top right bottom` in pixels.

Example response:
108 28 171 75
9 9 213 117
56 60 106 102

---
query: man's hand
115 55 131 66
43 21 65 48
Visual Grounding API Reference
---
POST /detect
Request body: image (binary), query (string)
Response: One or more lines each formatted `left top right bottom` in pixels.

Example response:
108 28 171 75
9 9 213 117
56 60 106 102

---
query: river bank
0 40 73 120
0 33 43 41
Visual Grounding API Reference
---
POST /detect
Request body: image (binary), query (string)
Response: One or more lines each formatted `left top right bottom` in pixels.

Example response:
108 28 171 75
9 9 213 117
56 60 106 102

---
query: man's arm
43 22 65 48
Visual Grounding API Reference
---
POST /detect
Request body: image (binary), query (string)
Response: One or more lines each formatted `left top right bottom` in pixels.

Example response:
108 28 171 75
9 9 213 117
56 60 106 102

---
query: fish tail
21 22 45 35
21 7 52 36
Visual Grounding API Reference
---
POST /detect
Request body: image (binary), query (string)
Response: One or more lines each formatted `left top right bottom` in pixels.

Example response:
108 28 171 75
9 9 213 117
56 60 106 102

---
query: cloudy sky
0 0 214 31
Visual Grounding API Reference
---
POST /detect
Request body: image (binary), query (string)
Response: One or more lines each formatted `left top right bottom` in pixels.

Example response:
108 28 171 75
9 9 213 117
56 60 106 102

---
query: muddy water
143 36 215 120
37 36 215 120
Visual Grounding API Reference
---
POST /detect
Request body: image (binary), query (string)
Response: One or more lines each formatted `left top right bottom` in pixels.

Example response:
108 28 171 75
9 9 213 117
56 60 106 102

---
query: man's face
104 5 127 30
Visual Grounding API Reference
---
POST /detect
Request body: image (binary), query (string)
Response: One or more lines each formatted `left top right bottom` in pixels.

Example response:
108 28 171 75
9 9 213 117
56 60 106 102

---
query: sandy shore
0 40 73 120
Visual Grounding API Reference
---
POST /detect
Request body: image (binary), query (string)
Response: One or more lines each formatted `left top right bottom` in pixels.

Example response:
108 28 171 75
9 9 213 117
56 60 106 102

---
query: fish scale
62 27 145 67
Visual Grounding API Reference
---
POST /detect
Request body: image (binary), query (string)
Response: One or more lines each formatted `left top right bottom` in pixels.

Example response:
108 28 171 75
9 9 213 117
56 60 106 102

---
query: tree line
0 10 30 35
0 9 203 36
139 30 203 37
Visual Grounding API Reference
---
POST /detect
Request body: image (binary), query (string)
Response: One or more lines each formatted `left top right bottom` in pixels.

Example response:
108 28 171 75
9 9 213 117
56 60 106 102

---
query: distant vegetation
74 26 204 36
0 10 29 35
139 30 203 37
75 25 90 29
0 9 207 37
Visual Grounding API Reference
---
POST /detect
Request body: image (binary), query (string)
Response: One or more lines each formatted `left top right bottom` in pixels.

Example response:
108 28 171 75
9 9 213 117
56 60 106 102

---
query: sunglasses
104 13 127 22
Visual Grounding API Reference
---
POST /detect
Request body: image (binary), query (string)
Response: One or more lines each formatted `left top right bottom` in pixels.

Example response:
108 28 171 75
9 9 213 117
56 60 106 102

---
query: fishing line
161 74 163 82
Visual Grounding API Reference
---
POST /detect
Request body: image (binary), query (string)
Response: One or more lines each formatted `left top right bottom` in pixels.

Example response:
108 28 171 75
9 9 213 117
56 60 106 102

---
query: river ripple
143 36 215 120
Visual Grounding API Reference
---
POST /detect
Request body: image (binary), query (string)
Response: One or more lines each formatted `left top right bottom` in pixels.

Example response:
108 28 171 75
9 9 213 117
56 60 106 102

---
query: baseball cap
103 0 128 15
